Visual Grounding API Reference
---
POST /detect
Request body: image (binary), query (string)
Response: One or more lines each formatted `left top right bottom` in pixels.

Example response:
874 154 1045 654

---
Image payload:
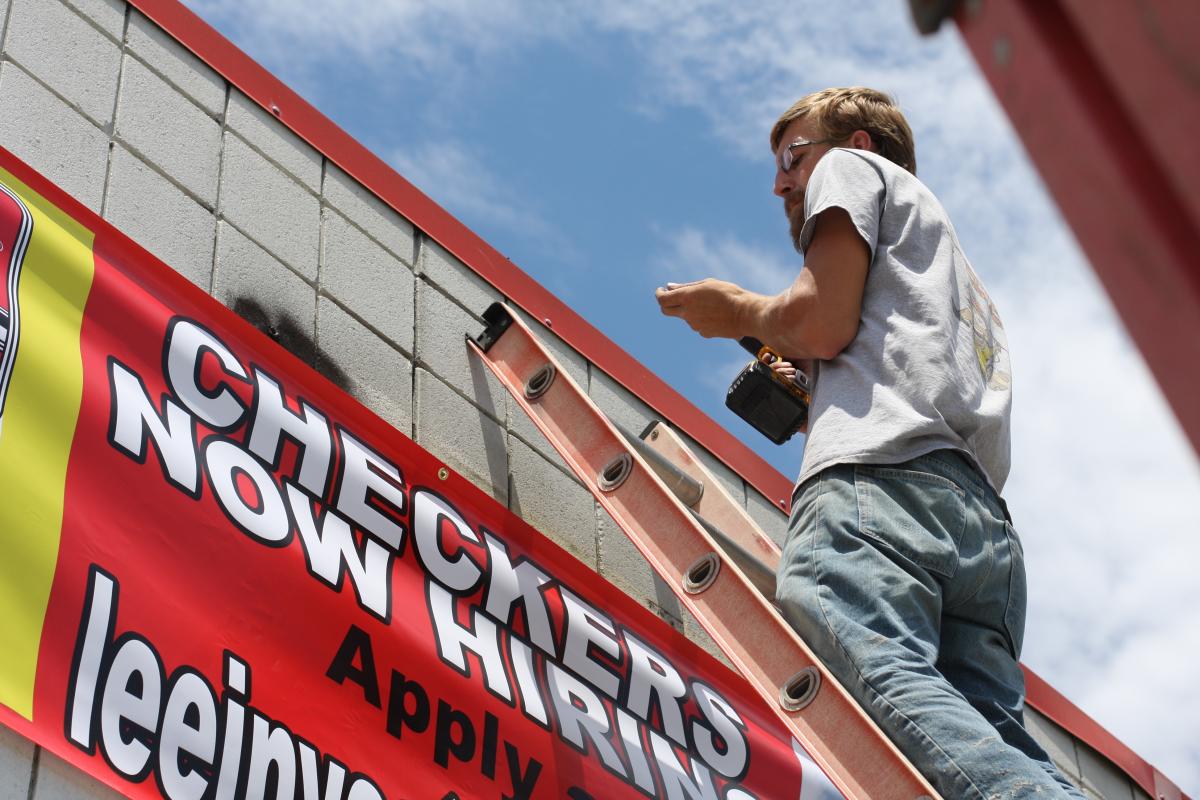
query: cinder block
64 0 123 39
31 747 126 799
126 10 225 116
505 413 572 478
214 222 315 336
5 0 121 125
414 368 507 504
317 297 412 435
508 434 596 568
0 725 35 798
596 504 684 631
104 145 215 289
322 208 414 353
417 237 500 319
746 487 790 550
414 280 504 421
218 132 319 279
588 369 662 440
1077 743 1135 800
323 162 414 263
115 55 220 205
227 89 321 192
0 62 109 212
1024 707 1083 781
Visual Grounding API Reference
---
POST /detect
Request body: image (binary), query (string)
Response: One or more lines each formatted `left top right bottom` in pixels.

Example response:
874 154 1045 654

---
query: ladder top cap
474 302 514 352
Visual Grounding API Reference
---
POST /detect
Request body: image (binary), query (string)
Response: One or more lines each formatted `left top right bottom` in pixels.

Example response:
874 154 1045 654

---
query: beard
784 189 806 252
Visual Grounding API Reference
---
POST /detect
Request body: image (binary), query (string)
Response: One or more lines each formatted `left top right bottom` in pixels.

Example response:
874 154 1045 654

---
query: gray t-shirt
796 148 1012 492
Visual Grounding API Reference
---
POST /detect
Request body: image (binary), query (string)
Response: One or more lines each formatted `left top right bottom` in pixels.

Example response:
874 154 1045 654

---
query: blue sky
183 0 1200 792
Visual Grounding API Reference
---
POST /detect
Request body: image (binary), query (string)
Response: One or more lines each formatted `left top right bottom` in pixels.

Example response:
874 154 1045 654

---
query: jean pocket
1002 522 1028 659
854 465 966 578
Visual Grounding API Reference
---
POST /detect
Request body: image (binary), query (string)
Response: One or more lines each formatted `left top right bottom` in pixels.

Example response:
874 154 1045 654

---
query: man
656 88 1084 799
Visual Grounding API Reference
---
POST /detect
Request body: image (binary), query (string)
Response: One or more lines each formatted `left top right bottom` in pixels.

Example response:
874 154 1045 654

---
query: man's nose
774 168 794 197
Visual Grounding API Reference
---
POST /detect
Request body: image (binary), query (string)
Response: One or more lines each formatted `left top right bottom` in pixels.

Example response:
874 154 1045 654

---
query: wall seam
419 270 496 327
412 359 503 431
121 41 221 122
222 112 319 202
24 744 40 800
408 234 420 440
591 499 601 570
98 3 131 220
322 187 415 267
209 79 231 295
505 429 515 513
61 0 123 46
322 201 415 270
317 288 412 362
214 219 315 293
1 2 122 131
107 133 216 210
0 0 13 53
315 157 326 342
2 57 106 137
503 423 587 488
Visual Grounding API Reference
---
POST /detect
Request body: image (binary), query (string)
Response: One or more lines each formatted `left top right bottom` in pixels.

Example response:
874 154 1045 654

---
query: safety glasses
778 137 832 172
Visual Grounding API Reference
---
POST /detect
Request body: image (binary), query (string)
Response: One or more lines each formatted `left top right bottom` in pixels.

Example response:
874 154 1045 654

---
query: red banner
0 147 841 800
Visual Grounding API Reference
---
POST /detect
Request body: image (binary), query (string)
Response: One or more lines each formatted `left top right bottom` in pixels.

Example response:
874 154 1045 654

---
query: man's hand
655 279 756 339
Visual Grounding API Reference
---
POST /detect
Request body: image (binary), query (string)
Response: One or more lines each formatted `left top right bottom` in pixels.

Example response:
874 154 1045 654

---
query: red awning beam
942 0 1200 455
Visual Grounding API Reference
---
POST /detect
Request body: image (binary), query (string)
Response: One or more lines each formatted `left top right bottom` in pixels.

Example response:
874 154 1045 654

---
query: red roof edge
121 1 1186 795
1024 666 1189 800
128 0 795 512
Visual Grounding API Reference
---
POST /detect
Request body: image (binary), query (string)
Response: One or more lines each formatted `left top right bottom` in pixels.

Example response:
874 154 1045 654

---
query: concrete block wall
0 2 1149 799
1023 708 1151 800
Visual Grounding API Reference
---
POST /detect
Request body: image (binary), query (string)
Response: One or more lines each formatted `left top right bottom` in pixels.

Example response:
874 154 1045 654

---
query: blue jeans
776 451 1085 799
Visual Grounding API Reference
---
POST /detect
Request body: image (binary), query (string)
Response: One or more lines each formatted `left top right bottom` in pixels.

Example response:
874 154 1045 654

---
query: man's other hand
655 278 750 339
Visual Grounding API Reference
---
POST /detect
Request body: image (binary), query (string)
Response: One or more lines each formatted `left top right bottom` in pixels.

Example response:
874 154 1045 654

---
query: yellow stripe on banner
0 168 95 721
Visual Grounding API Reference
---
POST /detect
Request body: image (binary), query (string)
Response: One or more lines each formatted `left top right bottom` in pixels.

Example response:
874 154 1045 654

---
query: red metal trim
127 0 795 511
1055 0 1200 242
74 1 1188 793
1024 666 1189 799
953 0 1200 456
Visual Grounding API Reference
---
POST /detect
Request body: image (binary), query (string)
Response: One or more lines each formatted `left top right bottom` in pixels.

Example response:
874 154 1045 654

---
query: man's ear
848 129 873 151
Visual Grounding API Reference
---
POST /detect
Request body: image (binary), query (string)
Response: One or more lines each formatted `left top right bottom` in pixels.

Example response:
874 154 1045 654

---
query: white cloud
183 0 567 79
388 139 586 295
653 226 798 295
390 140 568 251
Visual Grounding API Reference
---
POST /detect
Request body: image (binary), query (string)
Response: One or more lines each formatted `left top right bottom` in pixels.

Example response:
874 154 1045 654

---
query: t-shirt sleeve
799 149 886 259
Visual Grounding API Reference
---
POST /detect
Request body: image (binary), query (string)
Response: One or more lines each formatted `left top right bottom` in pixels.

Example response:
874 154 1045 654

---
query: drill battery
725 337 811 445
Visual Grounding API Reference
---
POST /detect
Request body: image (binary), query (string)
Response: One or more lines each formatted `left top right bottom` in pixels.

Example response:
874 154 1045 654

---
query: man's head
770 87 916 248
771 87 916 175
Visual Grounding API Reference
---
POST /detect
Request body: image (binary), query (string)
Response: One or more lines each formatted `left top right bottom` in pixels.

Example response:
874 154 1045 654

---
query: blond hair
771 87 917 175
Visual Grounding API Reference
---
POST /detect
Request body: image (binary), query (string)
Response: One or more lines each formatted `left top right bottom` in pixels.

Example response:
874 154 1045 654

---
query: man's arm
655 207 869 360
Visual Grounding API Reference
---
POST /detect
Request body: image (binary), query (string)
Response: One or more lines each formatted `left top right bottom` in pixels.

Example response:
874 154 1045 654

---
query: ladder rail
470 303 939 800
